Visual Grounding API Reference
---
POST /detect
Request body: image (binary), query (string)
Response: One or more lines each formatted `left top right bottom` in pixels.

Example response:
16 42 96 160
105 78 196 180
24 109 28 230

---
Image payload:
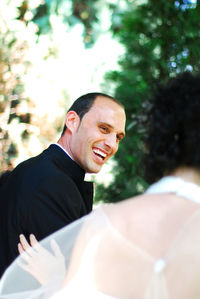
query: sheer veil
0 211 88 298
1 179 200 299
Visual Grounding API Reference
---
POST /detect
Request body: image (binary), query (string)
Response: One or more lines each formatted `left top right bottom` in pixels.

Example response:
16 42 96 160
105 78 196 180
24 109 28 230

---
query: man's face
69 96 126 173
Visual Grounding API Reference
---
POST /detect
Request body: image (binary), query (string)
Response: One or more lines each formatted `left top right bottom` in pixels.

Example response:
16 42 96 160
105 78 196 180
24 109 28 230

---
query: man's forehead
94 108 125 124
82 96 126 131
88 98 125 120
93 96 123 109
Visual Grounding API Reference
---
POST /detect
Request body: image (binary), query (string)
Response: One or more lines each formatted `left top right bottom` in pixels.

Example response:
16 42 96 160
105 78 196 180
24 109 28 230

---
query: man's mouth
93 148 107 161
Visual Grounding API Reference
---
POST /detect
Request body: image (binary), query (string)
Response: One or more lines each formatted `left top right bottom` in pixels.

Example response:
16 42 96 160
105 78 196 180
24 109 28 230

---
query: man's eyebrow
99 122 125 137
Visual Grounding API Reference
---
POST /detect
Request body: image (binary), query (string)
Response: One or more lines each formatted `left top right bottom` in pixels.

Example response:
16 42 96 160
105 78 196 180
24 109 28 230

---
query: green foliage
0 0 72 173
0 20 33 171
17 0 102 46
95 0 200 202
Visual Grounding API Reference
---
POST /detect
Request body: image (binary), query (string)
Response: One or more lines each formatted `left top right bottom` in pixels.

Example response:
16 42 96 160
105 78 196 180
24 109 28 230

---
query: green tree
95 0 200 203
0 1 65 172
0 16 33 171
16 0 104 47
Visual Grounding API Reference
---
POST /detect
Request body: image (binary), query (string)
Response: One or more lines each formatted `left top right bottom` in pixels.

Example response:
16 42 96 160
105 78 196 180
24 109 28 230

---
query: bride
1 71 200 298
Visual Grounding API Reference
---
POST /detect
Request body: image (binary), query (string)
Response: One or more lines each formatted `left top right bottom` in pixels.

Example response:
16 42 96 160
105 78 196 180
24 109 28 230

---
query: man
0 92 126 276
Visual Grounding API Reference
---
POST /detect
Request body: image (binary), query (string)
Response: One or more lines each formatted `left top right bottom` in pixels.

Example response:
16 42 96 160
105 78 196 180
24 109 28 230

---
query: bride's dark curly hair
144 71 200 183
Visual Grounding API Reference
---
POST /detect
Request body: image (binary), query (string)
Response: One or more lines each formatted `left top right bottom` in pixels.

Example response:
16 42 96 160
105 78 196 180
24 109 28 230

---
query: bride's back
65 192 200 299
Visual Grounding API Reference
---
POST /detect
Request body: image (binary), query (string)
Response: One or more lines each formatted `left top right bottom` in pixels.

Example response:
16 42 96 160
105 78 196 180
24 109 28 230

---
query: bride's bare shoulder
103 192 176 214
102 192 184 232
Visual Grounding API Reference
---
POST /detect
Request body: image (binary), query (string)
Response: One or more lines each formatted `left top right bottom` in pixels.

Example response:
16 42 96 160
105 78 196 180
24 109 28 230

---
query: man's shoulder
0 170 12 186
1 144 83 194
14 145 61 171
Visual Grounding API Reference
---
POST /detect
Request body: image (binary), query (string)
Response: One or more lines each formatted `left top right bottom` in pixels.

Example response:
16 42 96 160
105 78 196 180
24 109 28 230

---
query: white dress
1 176 200 299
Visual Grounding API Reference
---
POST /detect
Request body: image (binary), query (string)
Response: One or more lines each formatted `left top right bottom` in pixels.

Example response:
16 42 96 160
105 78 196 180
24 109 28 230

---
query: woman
1 71 200 298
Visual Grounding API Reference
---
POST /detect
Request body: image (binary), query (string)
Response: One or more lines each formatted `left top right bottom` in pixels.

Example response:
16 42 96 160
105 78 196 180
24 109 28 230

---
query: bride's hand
17 234 66 285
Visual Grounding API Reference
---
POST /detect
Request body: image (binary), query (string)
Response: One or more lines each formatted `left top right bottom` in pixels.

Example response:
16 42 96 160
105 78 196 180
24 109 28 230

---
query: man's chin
86 164 103 174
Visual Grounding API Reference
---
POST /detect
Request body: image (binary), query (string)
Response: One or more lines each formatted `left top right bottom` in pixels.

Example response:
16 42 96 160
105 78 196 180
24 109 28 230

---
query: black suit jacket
0 144 93 277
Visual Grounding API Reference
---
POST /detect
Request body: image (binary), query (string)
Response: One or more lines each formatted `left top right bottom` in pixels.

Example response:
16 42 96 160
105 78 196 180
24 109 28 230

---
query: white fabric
146 175 200 203
1 176 200 298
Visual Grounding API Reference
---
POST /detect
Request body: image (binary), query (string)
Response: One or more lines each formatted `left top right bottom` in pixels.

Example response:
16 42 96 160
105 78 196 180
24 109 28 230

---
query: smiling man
59 94 125 173
0 92 126 277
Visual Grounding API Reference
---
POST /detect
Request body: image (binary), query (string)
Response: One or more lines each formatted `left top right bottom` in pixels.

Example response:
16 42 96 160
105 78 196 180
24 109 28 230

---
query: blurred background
0 0 199 203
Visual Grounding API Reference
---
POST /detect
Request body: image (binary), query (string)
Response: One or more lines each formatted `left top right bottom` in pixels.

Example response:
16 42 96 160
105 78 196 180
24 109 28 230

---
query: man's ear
65 111 80 133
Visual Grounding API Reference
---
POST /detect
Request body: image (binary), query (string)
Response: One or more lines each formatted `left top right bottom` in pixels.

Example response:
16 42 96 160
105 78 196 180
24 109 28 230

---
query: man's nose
104 134 118 153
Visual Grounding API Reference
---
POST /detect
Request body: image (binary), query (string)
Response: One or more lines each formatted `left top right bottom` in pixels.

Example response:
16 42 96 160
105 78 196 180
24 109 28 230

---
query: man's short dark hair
61 92 123 135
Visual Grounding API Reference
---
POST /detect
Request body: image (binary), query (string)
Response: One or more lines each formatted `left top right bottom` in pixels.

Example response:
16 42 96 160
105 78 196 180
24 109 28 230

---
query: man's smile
92 147 108 162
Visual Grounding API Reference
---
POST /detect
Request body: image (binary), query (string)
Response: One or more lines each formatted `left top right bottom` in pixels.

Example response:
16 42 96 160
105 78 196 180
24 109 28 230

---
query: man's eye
100 126 108 133
117 135 123 142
